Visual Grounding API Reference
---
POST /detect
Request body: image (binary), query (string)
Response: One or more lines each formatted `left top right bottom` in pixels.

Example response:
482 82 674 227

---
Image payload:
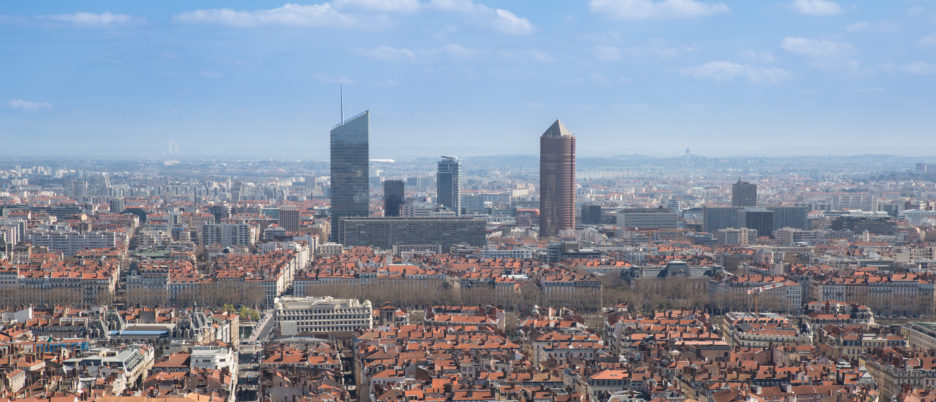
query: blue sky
1 0 935 159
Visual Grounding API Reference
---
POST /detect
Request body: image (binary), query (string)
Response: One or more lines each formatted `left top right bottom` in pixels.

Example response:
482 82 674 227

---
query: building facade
539 120 576 238
337 216 486 250
330 111 370 242
383 180 404 217
275 296 373 335
278 207 300 232
616 208 678 230
732 180 757 207
436 156 461 215
201 224 254 247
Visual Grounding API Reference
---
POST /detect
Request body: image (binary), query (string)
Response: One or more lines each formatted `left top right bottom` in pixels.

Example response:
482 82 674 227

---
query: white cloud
846 21 897 33
781 37 870 75
426 0 533 34
780 37 854 59
491 9 534 35
357 44 486 61
682 61 793 83
42 12 135 26
8 99 52 110
437 44 484 59
593 45 622 62
921 32 936 46
333 0 419 13
173 3 354 27
588 0 729 20
497 49 555 63
427 0 477 12
175 1 535 34
901 61 936 75
200 70 223 79
357 46 417 61
740 50 776 63
619 39 695 59
791 0 841 16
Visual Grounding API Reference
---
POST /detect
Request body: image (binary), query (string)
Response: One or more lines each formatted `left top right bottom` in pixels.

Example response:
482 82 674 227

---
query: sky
1 0 935 159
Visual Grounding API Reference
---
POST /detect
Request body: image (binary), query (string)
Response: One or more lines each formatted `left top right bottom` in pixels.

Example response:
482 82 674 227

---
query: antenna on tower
340 83 344 124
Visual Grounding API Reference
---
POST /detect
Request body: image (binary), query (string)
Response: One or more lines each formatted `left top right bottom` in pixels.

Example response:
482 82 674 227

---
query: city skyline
3 1 936 158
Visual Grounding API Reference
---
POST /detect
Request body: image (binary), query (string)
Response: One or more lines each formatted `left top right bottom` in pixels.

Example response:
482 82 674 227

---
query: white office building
275 296 373 336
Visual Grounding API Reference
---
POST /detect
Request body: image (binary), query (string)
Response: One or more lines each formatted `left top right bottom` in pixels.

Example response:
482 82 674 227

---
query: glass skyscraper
383 180 404 217
330 111 369 242
437 156 461 215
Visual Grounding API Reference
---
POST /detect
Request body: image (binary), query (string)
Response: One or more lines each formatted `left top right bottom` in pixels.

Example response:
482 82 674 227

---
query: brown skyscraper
539 119 575 238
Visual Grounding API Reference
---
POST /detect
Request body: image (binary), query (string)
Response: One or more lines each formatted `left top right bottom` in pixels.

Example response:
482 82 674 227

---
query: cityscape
4 1 936 402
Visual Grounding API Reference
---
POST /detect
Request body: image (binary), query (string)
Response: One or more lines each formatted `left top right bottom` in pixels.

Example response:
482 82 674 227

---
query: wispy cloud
8 99 53 111
590 39 694 62
357 46 417 61
490 9 533 35
333 0 419 13
592 45 622 62
174 1 533 35
200 70 223 79
901 61 936 75
588 0 729 20
791 0 841 16
781 37 871 75
739 50 776 63
781 37 854 59
682 61 793 83
436 44 485 59
427 0 534 35
921 32 936 46
497 49 555 63
357 43 488 61
173 3 354 27
41 12 136 26
846 21 897 33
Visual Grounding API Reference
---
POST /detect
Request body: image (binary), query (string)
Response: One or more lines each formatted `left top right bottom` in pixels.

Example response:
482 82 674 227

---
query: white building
24 229 117 255
275 296 373 336
201 223 255 247
190 346 236 373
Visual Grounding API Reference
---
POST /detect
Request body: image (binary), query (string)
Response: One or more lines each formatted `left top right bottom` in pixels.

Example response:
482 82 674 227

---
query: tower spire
340 83 344 124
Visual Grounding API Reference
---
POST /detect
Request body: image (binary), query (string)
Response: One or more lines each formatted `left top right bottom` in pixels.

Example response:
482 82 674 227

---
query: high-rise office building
539 120 576 238
278 207 300 231
209 205 230 223
703 207 742 233
767 206 808 230
202 224 254 247
617 208 678 230
437 156 461 215
383 180 404 217
731 180 757 207
740 209 774 238
330 111 370 242
581 205 602 225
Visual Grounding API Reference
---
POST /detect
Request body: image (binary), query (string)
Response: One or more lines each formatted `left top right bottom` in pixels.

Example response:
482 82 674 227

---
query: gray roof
542 119 573 137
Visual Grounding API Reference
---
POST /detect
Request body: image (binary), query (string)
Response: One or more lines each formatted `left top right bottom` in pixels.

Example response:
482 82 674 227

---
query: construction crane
746 282 784 314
